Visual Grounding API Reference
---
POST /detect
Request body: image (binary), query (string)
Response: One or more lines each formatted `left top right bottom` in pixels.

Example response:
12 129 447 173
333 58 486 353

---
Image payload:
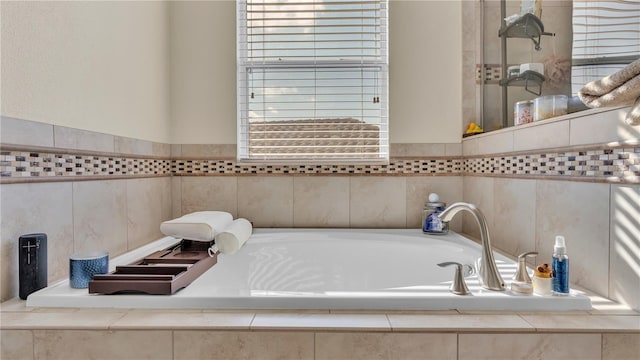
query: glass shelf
499 70 545 96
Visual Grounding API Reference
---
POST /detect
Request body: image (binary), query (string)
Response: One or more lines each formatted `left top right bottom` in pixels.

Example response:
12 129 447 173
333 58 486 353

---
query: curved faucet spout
438 202 505 291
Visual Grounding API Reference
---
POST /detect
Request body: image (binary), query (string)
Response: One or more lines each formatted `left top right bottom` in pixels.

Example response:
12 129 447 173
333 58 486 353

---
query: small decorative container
514 100 534 125
534 95 568 121
69 251 109 289
422 193 449 235
532 275 552 296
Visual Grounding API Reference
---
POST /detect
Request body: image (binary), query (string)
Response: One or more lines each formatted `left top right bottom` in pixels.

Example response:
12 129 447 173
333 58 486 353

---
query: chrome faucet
438 202 505 291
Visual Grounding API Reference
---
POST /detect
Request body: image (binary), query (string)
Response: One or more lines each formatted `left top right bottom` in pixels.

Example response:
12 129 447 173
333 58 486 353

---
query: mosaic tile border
172 159 463 175
475 63 502 84
1 145 638 183
0 150 171 178
464 146 640 183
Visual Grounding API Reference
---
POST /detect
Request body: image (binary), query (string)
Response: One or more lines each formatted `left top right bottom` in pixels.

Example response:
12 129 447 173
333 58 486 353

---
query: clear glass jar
534 95 568 121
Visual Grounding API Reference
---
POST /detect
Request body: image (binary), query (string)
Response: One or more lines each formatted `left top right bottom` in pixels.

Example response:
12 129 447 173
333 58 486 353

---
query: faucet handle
513 251 538 282
437 262 471 295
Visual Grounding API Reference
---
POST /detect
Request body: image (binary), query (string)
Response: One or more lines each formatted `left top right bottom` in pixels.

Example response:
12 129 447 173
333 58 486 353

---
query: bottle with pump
422 193 449 234
552 235 570 295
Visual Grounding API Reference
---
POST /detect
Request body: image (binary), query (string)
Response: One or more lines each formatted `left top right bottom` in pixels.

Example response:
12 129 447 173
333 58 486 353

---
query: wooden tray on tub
88 239 217 295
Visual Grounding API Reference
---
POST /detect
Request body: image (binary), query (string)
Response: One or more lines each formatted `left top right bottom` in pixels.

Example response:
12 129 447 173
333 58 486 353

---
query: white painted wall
1 0 462 145
0 1 171 143
169 0 463 144
389 0 462 143
169 0 237 145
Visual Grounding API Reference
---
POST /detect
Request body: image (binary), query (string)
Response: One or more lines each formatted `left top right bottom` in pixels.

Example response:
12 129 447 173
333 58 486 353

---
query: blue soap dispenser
552 235 570 295
422 193 449 235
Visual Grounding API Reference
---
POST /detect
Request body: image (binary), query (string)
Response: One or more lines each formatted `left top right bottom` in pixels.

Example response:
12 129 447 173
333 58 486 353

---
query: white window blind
571 0 640 95
237 0 388 162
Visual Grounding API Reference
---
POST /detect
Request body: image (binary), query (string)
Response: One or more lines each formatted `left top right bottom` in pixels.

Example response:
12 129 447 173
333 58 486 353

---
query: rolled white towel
215 218 253 254
160 211 233 242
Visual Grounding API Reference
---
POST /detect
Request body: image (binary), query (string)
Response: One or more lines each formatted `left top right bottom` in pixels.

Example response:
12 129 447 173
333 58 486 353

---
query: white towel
578 58 640 125
215 218 253 254
160 211 233 242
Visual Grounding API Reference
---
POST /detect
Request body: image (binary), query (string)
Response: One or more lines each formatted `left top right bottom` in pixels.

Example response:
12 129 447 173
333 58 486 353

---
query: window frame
236 0 389 163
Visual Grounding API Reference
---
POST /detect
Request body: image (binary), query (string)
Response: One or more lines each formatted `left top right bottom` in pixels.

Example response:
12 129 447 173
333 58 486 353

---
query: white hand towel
578 58 640 125
160 211 233 242
215 218 253 254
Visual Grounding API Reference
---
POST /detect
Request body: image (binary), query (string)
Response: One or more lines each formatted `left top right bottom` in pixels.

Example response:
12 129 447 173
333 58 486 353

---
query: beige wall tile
171 176 182 218
1 182 73 301
181 176 237 217
603 333 640 360
459 333 601 360
406 176 463 231
570 107 638 146
461 0 476 53
390 143 445 157
293 177 349 227
238 177 293 227
462 51 476 125
478 129 514 155
536 181 611 296
609 184 640 311
179 144 236 158
493 178 537 257
33 330 172 359
73 180 128 256
170 144 182 157
1 329 33 360
462 176 495 240
513 120 570 152
174 330 313 360
315 332 456 360
480 0 503 65
151 142 171 158
462 136 480 156
445 143 462 156
53 125 114 153
126 177 172 249
114 136 153 156
350 177 406 228
112 139 169 158
0 116 53 147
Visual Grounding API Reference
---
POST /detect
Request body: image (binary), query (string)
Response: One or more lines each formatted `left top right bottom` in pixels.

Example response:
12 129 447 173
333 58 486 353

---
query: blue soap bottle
422 193 449 234
552 235 570 295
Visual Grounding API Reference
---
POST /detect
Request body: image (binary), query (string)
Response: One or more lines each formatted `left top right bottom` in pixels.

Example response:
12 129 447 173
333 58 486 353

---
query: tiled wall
0 117 173 302
461 107 640 311
2 109 639 311
0 116 467 302
2 328 638 359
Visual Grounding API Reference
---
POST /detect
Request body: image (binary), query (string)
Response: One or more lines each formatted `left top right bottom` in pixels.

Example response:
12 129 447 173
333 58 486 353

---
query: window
237 0 388 162
571 0 640 95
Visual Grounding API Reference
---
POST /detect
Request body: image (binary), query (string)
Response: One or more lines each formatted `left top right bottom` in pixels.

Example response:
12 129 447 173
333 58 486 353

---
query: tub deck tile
520 314 640 333
251 313 391 331
387 314 535 332
0 309 126 330
110 309 255 330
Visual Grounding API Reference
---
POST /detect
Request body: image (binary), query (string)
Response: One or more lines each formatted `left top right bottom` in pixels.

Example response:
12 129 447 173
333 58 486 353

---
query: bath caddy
88 240 217 295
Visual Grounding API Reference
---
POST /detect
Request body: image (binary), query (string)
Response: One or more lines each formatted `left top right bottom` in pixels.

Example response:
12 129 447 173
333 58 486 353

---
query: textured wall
0 1 171 143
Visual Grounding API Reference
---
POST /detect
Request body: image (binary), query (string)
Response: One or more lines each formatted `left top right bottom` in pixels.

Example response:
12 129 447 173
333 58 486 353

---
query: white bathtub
27 229 592 311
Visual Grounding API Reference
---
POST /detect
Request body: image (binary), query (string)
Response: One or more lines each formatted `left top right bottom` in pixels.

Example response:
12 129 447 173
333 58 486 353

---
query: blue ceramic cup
69 252 109 289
